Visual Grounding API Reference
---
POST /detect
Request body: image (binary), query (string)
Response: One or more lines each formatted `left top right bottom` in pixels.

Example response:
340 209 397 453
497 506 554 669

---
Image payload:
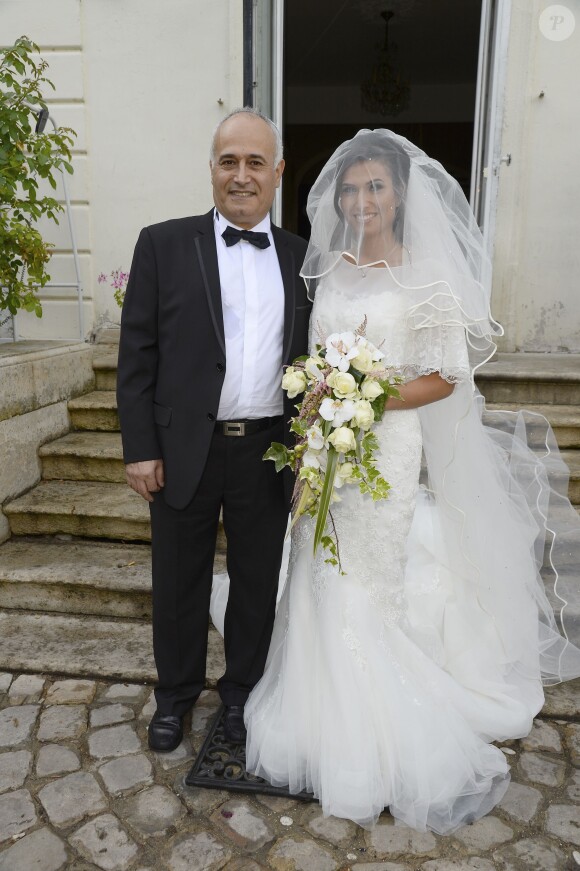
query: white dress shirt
214 210 285 420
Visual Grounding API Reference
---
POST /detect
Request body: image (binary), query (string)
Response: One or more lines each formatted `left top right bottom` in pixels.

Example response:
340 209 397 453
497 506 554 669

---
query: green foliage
313 446 338 557
0 36 76 317
263 442 291 473
320 533 343 572
264 334 401 573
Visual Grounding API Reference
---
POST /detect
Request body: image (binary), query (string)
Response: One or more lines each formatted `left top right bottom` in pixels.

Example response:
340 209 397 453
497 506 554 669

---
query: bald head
210 107 283 166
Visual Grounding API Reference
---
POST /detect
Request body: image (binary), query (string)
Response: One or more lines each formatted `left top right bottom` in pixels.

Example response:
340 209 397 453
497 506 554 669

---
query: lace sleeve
411 322 471 383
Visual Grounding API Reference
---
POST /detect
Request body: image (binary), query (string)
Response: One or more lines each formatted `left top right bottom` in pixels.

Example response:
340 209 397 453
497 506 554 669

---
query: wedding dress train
213 259 580 832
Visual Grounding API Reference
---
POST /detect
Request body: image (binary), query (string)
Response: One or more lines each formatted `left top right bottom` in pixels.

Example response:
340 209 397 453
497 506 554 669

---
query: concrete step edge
68 390 117 410
92 355 118 371
476 353 580 382
484 403 580 424
0 610 224 685
4 481 149 521
559 450 580 475
0 537 226 591
39 432 123 460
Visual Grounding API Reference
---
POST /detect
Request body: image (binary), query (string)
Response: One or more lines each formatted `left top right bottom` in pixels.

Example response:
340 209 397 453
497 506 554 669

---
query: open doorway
281 0 484 238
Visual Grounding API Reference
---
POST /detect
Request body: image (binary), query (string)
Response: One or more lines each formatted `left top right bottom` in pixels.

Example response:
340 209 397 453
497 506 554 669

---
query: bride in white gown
214 130 580 833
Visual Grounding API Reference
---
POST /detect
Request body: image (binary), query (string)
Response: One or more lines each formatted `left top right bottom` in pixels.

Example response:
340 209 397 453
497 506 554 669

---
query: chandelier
360 10 410 116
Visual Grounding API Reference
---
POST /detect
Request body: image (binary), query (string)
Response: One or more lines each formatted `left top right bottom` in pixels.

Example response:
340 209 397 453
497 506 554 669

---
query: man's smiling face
210 114 284 229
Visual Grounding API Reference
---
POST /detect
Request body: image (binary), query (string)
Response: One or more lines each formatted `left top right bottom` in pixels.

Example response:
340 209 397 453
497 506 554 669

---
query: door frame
248 0 285 225
470 0 512 259
249 0 510 240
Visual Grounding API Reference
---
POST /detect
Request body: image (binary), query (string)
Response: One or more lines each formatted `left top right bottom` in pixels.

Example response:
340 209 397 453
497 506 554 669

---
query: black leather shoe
223 705 247 744
148 710 183 752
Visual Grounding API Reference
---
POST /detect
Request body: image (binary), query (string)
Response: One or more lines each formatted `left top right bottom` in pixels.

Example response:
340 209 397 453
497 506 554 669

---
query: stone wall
0 343 95 543
492 0 580 351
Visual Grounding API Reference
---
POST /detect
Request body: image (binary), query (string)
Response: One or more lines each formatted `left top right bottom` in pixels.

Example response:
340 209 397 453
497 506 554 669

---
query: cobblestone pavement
0 672 579 870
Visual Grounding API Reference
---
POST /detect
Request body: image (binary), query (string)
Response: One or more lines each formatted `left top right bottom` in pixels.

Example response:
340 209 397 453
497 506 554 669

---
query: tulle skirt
242 404 572 832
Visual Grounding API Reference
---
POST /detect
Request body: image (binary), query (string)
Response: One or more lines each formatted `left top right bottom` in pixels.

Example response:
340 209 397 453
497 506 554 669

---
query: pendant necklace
358 239 400 278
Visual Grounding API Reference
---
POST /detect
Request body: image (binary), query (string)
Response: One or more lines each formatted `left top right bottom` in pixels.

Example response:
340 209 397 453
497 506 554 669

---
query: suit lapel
194 210 226 355
272 226 296 363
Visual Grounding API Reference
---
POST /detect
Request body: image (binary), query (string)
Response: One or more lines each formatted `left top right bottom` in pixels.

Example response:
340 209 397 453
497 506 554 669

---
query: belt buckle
224 421 245 437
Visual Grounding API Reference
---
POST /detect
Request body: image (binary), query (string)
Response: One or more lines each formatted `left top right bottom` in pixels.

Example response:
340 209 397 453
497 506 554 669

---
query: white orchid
305 355 326 382
306 422 325 451
302 449 323 469
325 332 360 372
359 335 385 361
319 397 356 427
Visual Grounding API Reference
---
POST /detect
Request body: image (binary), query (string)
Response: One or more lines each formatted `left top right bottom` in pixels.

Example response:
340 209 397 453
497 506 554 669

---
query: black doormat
185 704 315 801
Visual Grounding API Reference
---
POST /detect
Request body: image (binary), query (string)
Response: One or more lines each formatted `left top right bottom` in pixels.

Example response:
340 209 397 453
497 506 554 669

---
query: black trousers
149 420 288 716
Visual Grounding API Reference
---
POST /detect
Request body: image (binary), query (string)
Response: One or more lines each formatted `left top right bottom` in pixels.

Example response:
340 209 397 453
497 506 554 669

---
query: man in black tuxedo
117 108 310 751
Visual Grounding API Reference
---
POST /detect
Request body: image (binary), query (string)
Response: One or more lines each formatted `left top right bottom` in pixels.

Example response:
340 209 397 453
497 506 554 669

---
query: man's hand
125 459 165 502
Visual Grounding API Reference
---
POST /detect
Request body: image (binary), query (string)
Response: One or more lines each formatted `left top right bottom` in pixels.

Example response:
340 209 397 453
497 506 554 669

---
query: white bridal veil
299 128 580 685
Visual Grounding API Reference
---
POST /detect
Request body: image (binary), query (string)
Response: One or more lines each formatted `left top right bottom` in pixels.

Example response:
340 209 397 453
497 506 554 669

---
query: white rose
360 378 384 401
306 423 325 451
328 426 356 454
352 400 375 430
350 346 374 373
328 370 357 399
334 461 356 488
281 367 307 398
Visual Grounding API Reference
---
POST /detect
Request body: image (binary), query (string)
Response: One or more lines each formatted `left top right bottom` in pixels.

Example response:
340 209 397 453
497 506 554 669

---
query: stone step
560 450 580 504
508 448 580 505
94 350 580 407
483 403 580 449
44 410 580 501
0 537 228 620
5 479 228 547
541 565 580 638
93 351 118 391
4 480 151 541
0 610 225 684
542 508 580 570
39 431 125 483
68 390 119 432
476 353 580 406
0 538 151 619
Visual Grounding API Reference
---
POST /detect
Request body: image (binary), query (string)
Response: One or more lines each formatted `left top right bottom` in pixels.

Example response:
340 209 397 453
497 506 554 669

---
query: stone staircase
0 346 225 683
0 349 579 682
477 354 580 505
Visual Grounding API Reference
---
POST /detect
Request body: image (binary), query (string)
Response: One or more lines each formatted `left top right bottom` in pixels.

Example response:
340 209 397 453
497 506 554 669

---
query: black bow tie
222 225 271 250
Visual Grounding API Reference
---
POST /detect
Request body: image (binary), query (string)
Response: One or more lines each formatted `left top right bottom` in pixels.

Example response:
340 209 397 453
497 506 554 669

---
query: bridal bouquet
265 319 402 571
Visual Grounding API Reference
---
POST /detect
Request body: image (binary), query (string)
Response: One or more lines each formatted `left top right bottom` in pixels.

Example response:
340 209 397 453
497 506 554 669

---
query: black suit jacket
117 209 311 509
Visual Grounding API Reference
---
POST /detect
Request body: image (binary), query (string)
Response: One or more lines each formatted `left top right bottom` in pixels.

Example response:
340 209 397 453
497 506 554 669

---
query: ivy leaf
263 442 291 473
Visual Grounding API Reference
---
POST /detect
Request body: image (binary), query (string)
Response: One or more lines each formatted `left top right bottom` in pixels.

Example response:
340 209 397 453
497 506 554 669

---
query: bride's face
338 159 399 243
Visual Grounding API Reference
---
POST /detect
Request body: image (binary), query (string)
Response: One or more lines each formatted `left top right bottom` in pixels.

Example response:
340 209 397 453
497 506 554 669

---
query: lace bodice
310 258 471 384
